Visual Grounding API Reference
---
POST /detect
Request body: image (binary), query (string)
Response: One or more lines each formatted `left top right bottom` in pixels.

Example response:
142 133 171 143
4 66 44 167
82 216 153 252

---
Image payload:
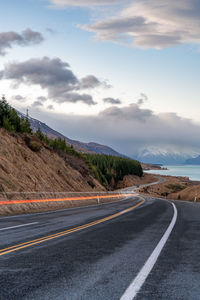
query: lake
145 165 200 181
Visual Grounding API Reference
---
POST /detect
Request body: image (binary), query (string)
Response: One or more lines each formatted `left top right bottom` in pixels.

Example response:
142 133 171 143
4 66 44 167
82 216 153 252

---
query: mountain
17 111 125 157
184 155 200 165
135 148 194 165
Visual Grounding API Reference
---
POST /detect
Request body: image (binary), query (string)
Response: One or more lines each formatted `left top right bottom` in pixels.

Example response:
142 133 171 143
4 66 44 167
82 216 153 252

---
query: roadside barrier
0 191 135 206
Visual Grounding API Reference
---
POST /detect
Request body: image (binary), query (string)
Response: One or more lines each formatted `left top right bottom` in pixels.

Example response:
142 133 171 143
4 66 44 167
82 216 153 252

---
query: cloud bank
84 0 200 48
29 102 200 157
0 57 107 105
51 0 200 49
0 28 44 55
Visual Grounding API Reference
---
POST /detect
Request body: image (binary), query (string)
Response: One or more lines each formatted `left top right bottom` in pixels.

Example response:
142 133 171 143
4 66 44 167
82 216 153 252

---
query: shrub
28 140 41 152
24 136 42 152
166 184 185 193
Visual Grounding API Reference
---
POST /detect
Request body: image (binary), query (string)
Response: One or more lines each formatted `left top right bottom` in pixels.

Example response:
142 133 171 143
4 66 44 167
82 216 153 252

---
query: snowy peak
135 147 195 165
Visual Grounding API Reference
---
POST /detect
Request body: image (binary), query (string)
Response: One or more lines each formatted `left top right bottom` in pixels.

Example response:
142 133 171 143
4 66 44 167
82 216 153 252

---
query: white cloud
0 57 107 106
0 29 44 56
78 0 200 49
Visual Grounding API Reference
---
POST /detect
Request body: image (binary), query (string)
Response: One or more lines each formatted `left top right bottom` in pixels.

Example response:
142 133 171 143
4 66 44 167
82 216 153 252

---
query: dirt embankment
0 128 105 196
0 128 110 215
117 173 157 189
139 173 200 202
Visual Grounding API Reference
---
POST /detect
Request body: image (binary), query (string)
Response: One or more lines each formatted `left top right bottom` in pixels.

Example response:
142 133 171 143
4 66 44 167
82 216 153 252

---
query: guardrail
0 192 135 205
0 190 137 216
0 190 134 201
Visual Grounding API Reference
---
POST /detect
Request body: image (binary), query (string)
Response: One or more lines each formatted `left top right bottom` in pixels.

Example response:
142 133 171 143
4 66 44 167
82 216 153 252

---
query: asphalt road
0 194 199 300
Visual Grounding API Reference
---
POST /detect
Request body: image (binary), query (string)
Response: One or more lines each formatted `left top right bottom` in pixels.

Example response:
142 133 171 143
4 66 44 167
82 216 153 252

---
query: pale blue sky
1 0 200 157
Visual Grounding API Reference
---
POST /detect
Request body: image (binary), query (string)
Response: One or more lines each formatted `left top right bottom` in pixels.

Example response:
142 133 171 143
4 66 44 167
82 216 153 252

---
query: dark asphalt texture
0 196 199 300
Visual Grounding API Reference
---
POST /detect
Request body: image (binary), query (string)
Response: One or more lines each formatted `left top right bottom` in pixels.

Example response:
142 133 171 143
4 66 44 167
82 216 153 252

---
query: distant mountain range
135 148 194 165
18 111 125 157
17 110 199 165
184 155 200 165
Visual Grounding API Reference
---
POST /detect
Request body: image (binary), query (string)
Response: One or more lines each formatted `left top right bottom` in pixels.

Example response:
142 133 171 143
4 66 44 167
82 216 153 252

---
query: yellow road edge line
0 200 145 256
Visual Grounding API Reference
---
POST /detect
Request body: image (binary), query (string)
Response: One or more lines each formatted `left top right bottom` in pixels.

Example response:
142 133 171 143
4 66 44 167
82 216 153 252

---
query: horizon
1 0 200 158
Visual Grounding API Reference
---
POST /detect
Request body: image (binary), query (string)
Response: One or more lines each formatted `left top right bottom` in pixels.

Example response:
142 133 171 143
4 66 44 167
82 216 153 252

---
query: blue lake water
145 165 200 181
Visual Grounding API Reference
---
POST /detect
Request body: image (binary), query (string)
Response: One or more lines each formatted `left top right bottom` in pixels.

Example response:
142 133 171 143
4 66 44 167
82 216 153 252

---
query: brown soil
0 128 105 195
139 173 200 202
117 173 157 189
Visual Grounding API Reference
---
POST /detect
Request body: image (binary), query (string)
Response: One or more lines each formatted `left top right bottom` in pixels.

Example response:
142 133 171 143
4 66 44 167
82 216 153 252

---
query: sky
0 0 200 158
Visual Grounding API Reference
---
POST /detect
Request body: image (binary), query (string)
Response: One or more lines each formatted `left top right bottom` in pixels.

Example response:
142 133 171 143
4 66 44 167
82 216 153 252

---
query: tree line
84 153 143 188
35 127 81 157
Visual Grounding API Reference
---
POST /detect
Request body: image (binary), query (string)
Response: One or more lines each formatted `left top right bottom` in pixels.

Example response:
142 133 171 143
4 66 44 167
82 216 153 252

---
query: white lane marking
120 202 177 300
0 222 38 232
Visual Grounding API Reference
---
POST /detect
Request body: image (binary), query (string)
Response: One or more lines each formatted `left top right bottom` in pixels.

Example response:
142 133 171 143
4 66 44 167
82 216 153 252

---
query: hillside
139 174 200 202
18 111 125 157
0 128 105 195
0 98 143 201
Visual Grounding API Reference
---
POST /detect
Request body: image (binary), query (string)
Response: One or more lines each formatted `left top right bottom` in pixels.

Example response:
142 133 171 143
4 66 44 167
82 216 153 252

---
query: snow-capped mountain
134 147 196 165
184 155 200 165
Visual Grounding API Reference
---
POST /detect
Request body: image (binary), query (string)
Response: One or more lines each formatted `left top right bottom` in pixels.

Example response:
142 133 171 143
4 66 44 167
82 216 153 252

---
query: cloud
80 0 200 49
137 93 148 106
103 97 121 104
0 56 105 105
55 92 97 105
32 100 44 107
12 95 27 102
79 75 102 89
0 28 44 55
46 28 56 35
47 105 54 110
100 103 152 121
37 96 47 102
49 0 122 7
30 102 200 158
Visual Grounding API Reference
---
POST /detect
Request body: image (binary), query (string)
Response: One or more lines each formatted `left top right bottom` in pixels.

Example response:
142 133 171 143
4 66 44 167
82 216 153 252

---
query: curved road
0 193 199 299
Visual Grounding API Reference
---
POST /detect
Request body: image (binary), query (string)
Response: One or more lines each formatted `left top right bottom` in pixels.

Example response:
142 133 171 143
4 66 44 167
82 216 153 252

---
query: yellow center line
0 200 145 256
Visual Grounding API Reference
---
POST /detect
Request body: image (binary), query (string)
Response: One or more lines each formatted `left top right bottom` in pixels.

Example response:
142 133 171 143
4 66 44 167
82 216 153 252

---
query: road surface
0 194 199 299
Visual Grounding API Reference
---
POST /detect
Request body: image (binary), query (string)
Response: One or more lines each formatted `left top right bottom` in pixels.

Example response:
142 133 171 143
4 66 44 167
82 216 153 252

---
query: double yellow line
0 200 144 256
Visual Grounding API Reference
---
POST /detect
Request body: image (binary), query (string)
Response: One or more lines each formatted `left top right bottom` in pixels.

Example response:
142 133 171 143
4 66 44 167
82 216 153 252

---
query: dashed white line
0 222 38 232
120 202 177 300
